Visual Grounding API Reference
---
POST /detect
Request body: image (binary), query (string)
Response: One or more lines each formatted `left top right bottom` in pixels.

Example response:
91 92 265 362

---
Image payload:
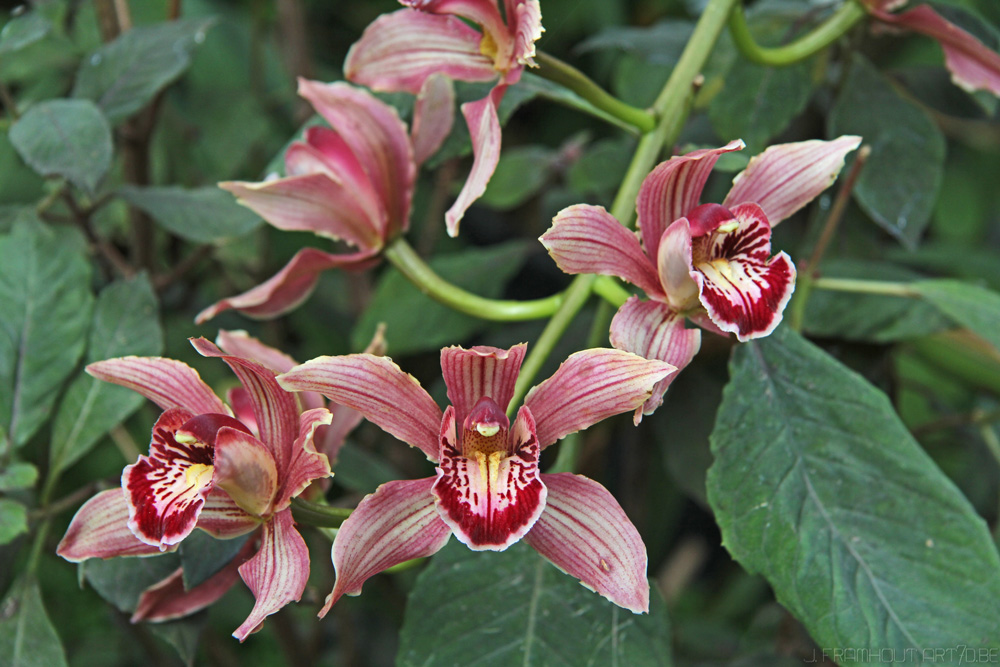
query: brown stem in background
153 244 213 291
167 0 182 20
804 144 871 275
62 191 136 279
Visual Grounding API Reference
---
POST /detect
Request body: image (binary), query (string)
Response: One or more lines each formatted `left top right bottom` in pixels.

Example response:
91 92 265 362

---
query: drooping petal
636 139 745 261
195 247 378 324
197 490 262 539
445 85 507 237
322 477 451 616
440 343 526 429
655 218 701 312
345 9 496 94
216 329 325 413
212 427 279 517
278 354 443 461
524 349 676 449
525 473 649 614
411 74 456 167
508 0 543 67
693 203 796 341
274 408 333 511
233 510 310 641
540 204 664 299
433 406 546 550
609 297 701 422
723 136 862 226
57 489 164 561
86 357 227 416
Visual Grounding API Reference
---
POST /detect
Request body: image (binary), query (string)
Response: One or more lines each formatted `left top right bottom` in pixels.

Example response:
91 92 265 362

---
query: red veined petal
440 343 526 431
86 357 227 416
274 408 333 511
197 490 262 539
57 489 165 561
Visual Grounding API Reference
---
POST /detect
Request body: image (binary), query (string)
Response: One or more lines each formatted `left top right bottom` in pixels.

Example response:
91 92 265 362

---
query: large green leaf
83 553 180 613
179 530 249 590
398 540 673 667
706 326 1000 661
118 185 262 243
0 498 28 545
8 99 112 194
913 279 1000 353
0 578 69 667
72 18 215 124
0 11 51 56
49 274 162 478
828 55 946 249
0 223 92 448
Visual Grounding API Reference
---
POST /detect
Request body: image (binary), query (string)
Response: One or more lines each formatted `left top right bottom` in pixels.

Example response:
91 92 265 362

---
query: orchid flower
278 344 675 615
197 78 454 323
541 136 861 417
863 0 1000 97
57 334 335 641
345 0 544 236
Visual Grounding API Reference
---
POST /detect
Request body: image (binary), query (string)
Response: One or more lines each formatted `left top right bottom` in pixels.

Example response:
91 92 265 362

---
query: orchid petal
524 349 676 449
636 140 745 260
525 473 649 613
345 9 496 94
609 297 701 422
411 74 455 166
656 218 701 312
57 489 164 561
226 387 259 437
445 85 506 237
403 0 508 44
322 477 451 615
197 490 262 539
540 204 664 299
275 408 333 511
212 427 279 517
233 510 310 641
693 203 796 341
195 247 377 324
723 136 862 226
508 0 543 66
86 357 227 416
433 406 546 550
279 354 443 461
440 343 526 428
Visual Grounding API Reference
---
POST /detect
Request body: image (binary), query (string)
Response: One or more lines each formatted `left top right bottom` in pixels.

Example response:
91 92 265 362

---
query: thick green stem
383 238 563 321
728 0 866 66
290 497 353 528
593 275 632 308
812 277 918 297
534 51 656 133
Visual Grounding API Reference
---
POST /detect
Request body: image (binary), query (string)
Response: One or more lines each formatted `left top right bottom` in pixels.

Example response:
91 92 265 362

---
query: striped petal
215 331 325 413
540 204 664 299
403 0 508 44
525 473 649 613
723 136 862 226
322 477 451 615
609 297 701 422
57 489 164 561
86 357 227 416
692 203 796 341
278 354 443 461
212 426 279 517
275 408 333 511
656 218 701 312
197 490 262 539
411 74 455 167
440 343 526 430
508 0 543 67
433 405 546 550
523 349 676 449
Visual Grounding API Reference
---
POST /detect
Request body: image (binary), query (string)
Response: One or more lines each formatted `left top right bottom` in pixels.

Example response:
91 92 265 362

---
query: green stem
593 276 632 308
290 497 353 528
383 237 563 321
786 272 813 333
728 0 866 66
812 277 918 297
534 51 656 133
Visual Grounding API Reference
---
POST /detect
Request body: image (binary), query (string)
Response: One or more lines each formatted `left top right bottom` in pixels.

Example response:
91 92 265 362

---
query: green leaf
147 615 205 667
398 541 673 667
706 325 1000 659
0 462 37 491
0 498 28 545
333 440 400 495
352 242 531 356
0 223 93 448
0 11 52 56
0 578 69 667
913 279 1000 353
828 55 946 249
8 99 112 194
83 553 180 613
179 531 249 590
49 274 162 478
118 185 262 243
72 18 215 124
479 146 555 210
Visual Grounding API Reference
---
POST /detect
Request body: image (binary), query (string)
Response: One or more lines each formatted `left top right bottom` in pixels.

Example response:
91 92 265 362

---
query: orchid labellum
278 343 675 615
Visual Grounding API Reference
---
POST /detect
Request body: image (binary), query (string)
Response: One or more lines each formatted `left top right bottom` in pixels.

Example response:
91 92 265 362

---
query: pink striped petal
57 489 164 561
215 330 300 378
197 490 262 539
322 477 451 615
692 203 796 341
541 204 664 299
297 80 415 237
524 349 676 449
440 343 526 429
275 408 333 511
723 136 861 226
656 218 701 312
212 426 279 517
233 509 310 641
508 0 543 66
609 297 701 422
525 473 648 613
433 405 546 550
195 247 377 324
411 74 456 166
278 354 443 461
345 9 496 95
403 0 508 45
226 387 258 436
86 357 227 416
445 85 506 237
637 140 745 261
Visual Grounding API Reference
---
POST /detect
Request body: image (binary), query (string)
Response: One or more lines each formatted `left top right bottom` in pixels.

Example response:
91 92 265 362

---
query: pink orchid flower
864 0 1000 97
278 344 675 615
197 78 454 323
345 0 544 236
541 136 861 417
57 334 335 641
